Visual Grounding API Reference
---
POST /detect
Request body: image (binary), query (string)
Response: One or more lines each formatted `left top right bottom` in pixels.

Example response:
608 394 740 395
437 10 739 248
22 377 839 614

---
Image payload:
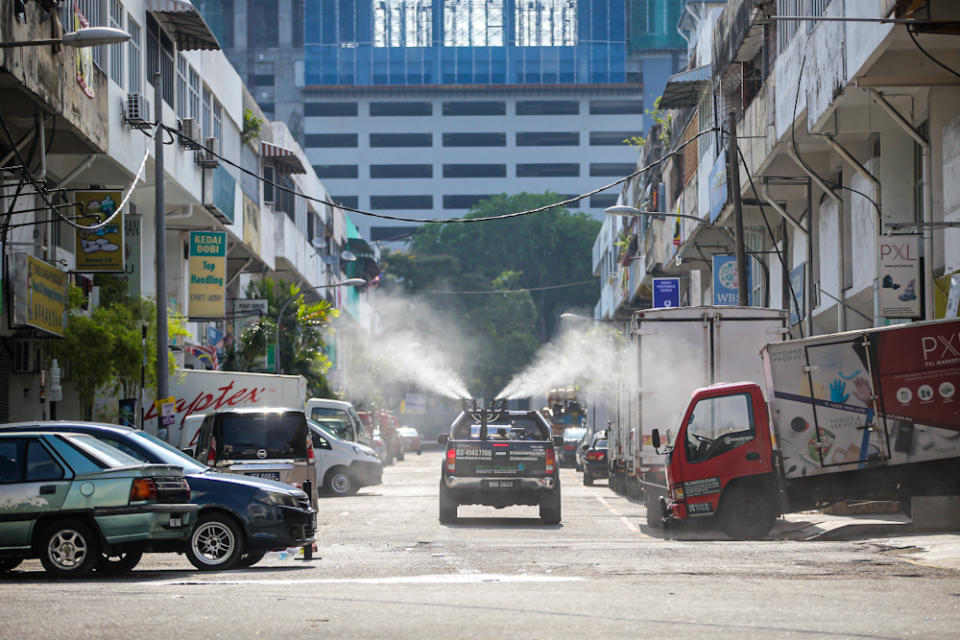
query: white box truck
144 369 307 450
605 306 788 524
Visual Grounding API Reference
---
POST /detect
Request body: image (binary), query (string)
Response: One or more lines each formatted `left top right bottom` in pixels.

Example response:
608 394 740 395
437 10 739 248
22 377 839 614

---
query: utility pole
727 112 749 306
154 72 169 405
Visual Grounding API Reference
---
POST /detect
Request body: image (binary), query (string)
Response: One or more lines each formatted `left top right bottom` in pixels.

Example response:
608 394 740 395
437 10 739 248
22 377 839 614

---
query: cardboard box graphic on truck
654 318 960 539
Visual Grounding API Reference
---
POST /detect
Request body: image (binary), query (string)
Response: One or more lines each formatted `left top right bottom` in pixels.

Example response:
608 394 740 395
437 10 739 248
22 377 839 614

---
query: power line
419 279 598 295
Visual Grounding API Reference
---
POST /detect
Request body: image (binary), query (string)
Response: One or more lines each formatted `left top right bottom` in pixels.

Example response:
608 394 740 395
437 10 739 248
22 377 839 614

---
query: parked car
370 430 389 465
307 420 382 496
193 408 318 503
0 431 197 577
576 429 601 472
397 427 422 455
558 427 587 467
583 434 609 486
1 422 315 571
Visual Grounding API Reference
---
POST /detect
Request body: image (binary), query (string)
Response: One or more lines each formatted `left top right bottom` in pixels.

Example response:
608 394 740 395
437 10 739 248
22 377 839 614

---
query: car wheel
438 482 457 523
325 467 357 496
583 471 593 486
39 519 101 578
0 559 23 573
187 513 245 570
719 487 775 540
95 549 143 575
236 550 268 568
539 490 562 524
396 444 405 462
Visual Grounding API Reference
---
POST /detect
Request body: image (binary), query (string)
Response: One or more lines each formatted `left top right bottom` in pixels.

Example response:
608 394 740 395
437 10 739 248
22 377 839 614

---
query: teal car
0 432 198 577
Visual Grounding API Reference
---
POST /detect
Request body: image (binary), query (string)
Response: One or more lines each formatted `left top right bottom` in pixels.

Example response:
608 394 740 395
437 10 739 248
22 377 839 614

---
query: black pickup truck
437 407 562 524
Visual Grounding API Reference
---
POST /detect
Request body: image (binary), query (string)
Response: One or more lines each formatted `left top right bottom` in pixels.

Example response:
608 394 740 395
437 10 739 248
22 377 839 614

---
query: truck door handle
746 452 760 461
40 485 57 495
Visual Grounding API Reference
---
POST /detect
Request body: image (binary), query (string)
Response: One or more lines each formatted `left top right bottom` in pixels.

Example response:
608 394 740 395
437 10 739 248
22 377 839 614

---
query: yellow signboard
15 254 68 337
189 231 227 318
75 191 124 272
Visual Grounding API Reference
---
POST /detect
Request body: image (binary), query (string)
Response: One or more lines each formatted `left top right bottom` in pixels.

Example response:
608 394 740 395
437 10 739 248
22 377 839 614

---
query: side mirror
437 434 449 446
651 429 661 450
553 435 564 447
180 448 195 457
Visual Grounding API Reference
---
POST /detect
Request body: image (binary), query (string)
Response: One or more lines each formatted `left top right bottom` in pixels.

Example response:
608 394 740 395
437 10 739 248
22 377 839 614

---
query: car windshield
220 412 308 458
455 416 550 440
130 431 207 473
65 434 144 468
594 439 608 449
309 408 353 440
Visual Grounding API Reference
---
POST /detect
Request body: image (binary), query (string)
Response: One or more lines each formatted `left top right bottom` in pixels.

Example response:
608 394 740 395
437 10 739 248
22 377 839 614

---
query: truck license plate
248 471 281 481
169 515 183 528
484 480 517 489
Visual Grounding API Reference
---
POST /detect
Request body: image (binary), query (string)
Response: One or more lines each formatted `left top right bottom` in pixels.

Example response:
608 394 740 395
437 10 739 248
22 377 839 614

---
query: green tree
222 279 338 397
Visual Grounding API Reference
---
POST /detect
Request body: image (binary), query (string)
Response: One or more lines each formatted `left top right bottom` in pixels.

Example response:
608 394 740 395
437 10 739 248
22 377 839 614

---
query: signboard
123 213 141 298
242 194 261 257
74 191 124 272
708 144 728 222
789 264 806 325
13 254 68 337
712 254 751 306
188 231 227 319
204 165 237 224
233 298 268 337
653 277 681 308
879 235 921 319
947 273 960 319
157 396 176 428
118 398 137 427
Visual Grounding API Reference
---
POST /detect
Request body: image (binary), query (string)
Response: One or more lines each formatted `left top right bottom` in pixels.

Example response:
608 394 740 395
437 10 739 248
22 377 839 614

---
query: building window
590 163 636 177
305 102 359 116
370 102 432 116
590 193 618 208
590 131 636 146
370 164 433 178
73 0 105 69
109 0 124 87
370 133 432 147
176 55 188 117
146 15 175 105
334 195 359 208
189 67 201 120
127 16 142 94
516 101 579 116
443 0 504 47
443 101 506 116
443 195 489 209
314 165 360 179
213 101 223 147
250 0 279 47
442 132 506 147
515 0 577 47
305 134 359 147
292 0 304 47
253 74 275 87
516 163 579 177
370 195 433 209
202 86 212 139
374 0 433 47
516 132 579 146
589 100 643 115
195 0 234 48
443 164 506 178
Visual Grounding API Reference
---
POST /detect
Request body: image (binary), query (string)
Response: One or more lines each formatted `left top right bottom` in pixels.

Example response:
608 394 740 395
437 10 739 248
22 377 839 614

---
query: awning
145 0 220 51
658 65 712 109
261 141 307 174
345 237 374 259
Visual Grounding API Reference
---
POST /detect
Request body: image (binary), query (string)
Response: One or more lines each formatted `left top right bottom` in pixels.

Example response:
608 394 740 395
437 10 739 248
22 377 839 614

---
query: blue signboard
713 254 752 306
653 277 681 308
708 144 728 222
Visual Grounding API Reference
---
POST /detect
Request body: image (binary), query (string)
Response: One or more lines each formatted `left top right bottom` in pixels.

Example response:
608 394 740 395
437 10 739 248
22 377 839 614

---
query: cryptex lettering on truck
451 443 548 476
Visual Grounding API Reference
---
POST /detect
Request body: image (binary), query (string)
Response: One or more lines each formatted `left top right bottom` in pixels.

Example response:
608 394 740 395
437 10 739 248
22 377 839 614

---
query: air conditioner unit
123 93 151 129
196 137 220 168
179 118 202 149
13 340 34 373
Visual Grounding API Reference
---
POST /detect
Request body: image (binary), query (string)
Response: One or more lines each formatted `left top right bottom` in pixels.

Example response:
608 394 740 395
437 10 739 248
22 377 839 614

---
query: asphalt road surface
2 450 958 639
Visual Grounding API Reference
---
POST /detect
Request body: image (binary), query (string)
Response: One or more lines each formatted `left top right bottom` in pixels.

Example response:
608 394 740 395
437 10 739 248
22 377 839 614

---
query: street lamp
274 278 366 374
604 205 707 224
0 26 131 49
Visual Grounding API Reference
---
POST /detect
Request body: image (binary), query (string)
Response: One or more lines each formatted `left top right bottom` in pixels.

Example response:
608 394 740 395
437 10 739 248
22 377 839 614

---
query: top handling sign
188 231 226 319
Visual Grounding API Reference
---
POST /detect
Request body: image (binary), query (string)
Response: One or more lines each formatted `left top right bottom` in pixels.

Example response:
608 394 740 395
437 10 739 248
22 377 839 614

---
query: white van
305 399 368 444
307 419 382 496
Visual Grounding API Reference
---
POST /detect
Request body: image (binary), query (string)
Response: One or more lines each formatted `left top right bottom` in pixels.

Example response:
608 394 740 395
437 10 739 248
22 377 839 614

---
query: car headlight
254 490 297 508
353 445 377 458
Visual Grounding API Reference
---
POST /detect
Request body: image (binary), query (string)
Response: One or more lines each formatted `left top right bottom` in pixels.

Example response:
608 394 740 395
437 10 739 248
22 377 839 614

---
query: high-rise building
200 0 687 240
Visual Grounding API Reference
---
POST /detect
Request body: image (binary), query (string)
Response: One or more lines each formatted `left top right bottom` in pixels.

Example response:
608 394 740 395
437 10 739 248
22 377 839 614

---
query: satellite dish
321 255 338 265
311 237 324 249
340 250 357 262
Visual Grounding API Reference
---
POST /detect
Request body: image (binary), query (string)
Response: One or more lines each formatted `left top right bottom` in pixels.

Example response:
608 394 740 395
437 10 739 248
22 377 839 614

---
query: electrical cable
419 279 598 295
171 124 720 225
907 25 960 81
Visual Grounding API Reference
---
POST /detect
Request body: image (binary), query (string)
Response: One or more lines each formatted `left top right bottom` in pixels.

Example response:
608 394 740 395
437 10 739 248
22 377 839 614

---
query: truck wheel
583 471 593 486
719 487 775 540
39 519 101 578
439 482 458 523
325 467 357 496
540 490 562 524
627 476 643 500
645 491 664 529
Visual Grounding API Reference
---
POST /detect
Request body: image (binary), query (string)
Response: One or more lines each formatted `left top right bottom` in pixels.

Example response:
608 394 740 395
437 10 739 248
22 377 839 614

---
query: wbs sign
713 254 752 306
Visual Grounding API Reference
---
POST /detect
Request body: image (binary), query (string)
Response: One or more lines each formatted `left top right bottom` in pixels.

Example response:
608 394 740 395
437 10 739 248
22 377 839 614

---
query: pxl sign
653 277 681 308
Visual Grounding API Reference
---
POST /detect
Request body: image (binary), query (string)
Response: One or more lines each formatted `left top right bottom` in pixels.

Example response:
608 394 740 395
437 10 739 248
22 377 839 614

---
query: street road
2 450 958 639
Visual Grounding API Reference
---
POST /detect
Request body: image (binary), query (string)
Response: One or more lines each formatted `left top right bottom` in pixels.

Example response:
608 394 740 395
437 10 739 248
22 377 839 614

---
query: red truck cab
656 382 779 539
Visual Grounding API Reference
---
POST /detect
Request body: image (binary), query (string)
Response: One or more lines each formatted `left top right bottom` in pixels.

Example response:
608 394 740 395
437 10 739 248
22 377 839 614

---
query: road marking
159 573 584 586
595 495 642 534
